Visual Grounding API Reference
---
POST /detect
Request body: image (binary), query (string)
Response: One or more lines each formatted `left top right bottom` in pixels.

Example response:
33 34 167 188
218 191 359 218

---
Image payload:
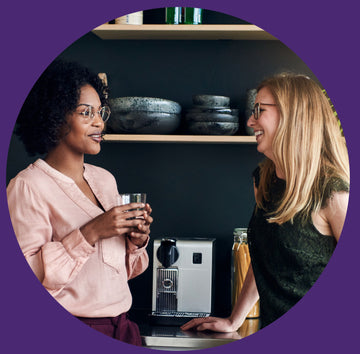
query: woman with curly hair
181 73 350 332
7 59 153 345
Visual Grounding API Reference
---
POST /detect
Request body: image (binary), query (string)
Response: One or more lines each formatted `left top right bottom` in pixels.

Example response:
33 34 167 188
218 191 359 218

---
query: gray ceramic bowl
245 89 257 136
187 122 239 135
185 112 239 123
107 111 181 134
245 89 257 119
187 107 236 114
109 97 181 114
192 95 230 107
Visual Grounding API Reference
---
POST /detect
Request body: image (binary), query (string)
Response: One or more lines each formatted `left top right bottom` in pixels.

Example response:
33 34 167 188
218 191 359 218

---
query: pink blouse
7 159 149 317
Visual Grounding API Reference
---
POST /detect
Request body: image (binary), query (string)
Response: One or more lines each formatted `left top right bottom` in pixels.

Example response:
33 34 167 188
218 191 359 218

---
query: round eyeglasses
76 104 111 123
251 102 277 120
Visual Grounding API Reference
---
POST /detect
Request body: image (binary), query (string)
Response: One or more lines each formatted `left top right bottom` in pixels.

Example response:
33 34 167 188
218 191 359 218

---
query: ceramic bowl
185 112 239 123
192 94 230 108
109 97 181 114
244 89 257 120
245 89 257 136
107 111 181 134
186 107 235 114
187 122 239 135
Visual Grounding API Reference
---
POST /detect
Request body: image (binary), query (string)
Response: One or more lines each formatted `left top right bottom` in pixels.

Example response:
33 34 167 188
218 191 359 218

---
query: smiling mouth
254 130 264 138
89 133 103 143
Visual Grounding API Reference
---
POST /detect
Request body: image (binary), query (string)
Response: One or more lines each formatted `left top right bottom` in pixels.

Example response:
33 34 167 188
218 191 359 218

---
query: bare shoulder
322 191 349 241
325 191 349 213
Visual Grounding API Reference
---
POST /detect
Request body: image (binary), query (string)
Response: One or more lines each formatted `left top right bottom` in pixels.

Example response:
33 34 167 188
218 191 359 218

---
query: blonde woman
181 73 350 332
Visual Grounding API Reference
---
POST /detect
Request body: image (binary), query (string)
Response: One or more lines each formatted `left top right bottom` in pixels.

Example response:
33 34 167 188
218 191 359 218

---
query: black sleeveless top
248 167 347 328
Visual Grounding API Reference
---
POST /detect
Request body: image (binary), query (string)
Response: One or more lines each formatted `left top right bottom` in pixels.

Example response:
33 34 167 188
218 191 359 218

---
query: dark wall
6 9 317 317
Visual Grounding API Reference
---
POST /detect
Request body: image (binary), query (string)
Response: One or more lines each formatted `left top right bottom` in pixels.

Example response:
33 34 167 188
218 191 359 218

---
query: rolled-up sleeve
126 236 149 280
7 178 95 296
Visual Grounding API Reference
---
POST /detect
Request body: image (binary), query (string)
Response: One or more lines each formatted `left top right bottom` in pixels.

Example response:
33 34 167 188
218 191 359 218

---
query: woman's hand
181 266 258 334
128 203 153 247
80 202 148 246
180 317 239 333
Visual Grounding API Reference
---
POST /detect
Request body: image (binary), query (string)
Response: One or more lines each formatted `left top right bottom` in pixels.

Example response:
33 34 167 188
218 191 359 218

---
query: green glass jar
165 7 182 24
183 8 203 24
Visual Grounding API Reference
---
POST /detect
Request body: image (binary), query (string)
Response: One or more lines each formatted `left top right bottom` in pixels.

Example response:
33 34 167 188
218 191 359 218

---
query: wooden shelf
92 24 277 40
102 134 256 143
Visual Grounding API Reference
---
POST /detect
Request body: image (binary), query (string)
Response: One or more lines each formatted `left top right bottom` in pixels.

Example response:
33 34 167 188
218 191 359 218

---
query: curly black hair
15 59 107 156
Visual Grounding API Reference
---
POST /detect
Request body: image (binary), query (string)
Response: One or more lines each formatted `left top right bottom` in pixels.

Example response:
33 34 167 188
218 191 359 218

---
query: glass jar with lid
231 228 260 318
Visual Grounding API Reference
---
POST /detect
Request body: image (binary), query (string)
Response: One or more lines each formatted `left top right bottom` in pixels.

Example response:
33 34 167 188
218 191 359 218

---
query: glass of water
117 193 146 206
117 193 147 219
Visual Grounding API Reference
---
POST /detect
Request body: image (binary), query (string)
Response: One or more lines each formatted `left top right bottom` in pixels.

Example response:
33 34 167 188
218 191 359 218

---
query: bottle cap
233 228 248 243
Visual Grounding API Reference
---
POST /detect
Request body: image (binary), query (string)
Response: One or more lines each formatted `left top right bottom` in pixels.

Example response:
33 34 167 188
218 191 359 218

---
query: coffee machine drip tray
149 311 210 326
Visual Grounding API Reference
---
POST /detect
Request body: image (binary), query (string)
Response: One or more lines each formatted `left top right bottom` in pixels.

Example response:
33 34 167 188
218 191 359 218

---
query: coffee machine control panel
192 252 202 264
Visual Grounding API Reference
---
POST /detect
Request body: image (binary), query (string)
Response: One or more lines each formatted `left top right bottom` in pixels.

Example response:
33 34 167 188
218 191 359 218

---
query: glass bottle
165 7 182 24
232 228 260 318
183 8 203 24
115 11 143 25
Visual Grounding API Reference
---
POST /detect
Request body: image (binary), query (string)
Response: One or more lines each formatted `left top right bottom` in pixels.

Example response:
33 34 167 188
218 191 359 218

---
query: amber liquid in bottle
232 229 260 319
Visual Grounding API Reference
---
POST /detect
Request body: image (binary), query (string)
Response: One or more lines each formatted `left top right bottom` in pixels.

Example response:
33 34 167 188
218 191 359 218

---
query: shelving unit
92 24 277 40
93 23 265 144
103 134 256 143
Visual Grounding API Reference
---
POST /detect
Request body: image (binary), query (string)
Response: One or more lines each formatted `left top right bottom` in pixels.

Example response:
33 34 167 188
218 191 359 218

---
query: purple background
1 0 358 352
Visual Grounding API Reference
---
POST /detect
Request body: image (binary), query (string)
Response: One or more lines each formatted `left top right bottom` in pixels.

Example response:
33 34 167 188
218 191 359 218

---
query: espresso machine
150 238 215 325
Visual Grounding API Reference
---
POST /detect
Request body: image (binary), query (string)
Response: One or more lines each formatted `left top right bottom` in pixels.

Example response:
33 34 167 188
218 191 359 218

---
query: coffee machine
150 238 215 325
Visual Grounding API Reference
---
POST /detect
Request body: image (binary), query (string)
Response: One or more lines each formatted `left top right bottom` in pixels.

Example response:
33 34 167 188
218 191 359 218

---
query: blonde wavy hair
255 73 350 224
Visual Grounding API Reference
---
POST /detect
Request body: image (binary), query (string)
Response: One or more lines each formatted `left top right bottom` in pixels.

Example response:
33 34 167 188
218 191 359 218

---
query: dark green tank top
248 168 346 328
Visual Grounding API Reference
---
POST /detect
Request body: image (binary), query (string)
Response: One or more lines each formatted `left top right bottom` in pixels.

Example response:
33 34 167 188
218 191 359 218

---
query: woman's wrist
80 224 98 246
228 313 246 331
128 234 148 248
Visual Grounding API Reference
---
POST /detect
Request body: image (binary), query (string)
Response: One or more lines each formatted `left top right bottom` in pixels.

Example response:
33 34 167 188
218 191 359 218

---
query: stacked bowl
184 95 239 135
107 97 182 134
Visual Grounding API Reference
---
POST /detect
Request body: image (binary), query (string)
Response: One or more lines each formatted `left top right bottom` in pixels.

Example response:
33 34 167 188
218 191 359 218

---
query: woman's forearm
229 263 259 329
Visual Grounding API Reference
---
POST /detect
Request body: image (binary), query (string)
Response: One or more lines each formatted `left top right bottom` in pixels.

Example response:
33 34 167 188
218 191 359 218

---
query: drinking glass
117 193 147 219
117 193 146 206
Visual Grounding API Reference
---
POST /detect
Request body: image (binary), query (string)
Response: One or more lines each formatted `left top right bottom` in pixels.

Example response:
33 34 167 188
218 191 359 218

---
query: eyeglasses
76 104 111 123
251 102 277 120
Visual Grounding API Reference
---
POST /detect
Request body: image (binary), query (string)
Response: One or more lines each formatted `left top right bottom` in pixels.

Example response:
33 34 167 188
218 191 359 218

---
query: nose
247 114 256 128
92 112 104 127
